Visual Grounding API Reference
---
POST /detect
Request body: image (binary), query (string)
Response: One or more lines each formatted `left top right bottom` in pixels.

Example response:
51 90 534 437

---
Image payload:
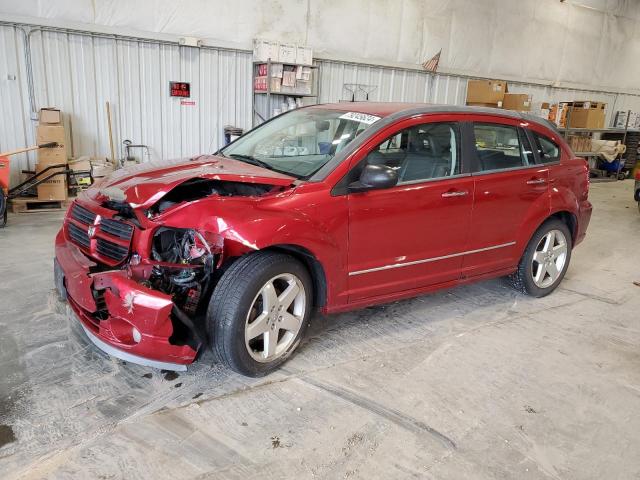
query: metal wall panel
317 59 630 129
3 24 640 189
0 26 32 186
0 25 253 186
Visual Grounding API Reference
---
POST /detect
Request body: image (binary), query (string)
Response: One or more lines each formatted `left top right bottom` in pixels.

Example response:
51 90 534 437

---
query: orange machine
0 142 61 228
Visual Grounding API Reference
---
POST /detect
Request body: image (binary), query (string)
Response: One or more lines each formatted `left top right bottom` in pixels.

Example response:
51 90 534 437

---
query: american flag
422 49 441 73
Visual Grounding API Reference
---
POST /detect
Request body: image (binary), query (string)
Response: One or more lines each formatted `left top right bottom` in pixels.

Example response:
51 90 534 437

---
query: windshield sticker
339 111 381 125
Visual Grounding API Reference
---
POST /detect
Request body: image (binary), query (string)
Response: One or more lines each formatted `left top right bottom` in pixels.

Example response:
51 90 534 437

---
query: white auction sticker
339 111 381 125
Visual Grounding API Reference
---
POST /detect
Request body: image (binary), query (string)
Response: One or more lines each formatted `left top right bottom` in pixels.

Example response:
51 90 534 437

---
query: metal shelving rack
251 59 320 127
558 107 639 180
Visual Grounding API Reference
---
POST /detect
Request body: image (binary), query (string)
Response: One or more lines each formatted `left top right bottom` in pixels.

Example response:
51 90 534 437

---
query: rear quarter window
532 133 561 163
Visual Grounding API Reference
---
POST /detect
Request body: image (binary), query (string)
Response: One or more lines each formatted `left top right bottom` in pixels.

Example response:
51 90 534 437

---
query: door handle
441 190 469 198
526 178 547 185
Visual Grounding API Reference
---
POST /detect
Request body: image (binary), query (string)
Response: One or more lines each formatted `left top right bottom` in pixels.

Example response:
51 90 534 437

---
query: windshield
220 108 381 178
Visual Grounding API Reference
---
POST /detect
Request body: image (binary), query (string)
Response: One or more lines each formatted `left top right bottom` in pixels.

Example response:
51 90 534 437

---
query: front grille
71 203 97 225
96 238 129 262
100 218 134 240
67 222 90 248
67 202 134 265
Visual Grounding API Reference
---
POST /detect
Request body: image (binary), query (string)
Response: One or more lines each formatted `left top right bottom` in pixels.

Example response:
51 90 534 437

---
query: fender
157 187 349 310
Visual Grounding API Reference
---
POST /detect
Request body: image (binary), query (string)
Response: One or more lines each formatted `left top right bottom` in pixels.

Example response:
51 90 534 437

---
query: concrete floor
0 180 639 480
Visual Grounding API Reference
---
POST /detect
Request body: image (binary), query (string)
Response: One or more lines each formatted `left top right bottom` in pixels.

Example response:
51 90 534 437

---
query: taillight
635 170 640 180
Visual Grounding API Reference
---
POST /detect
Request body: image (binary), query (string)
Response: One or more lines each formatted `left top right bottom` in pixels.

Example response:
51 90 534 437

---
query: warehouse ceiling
0 0 639 92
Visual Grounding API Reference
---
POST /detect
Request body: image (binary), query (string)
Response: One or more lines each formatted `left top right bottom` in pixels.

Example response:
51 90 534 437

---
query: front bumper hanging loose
55 230 198 371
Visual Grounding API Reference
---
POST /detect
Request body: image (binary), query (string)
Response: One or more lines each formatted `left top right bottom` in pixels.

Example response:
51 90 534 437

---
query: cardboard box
69 158 91 172
253 76 281 93
253 39 279 62
91 159 115 178
549 103 570 127
36 163 67 201
296 45 313 65
466 79 507 105
467 101 503 109
296 66 312 81
39 108 62 124
567 101 605 129
503 93 532 111
37 147 67 166
567 135 592 153
295 80 312 95
278 43 297 64
36 124 66 145
256 63 284 78
282 66 297 87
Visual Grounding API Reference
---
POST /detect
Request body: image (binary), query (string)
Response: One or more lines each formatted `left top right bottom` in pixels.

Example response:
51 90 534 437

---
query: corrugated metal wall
2 24 640 188
316 59 623 127
0 24 253 187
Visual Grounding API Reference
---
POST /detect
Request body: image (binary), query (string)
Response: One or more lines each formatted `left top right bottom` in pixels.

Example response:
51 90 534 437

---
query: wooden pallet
9 197 73 214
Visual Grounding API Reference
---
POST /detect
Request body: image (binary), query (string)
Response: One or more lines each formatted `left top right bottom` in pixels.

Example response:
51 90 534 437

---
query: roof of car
313 101 558 132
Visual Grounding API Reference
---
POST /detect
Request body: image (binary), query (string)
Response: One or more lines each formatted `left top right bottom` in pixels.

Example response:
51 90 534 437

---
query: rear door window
532 133 561 163
472 123 533 172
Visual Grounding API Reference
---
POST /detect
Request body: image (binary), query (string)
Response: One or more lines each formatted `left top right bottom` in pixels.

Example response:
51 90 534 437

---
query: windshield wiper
226 153 302 179
227 153 274 171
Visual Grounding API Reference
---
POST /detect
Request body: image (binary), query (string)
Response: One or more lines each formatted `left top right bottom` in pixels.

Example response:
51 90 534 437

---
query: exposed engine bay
85 179 282 348
141 227 222 348
149 178 275 215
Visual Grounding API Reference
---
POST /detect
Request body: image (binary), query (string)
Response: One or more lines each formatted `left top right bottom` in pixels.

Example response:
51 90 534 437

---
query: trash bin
224 126 244 145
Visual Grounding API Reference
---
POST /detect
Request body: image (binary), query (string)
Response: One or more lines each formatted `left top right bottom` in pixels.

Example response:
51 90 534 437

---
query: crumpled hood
87 155 296 208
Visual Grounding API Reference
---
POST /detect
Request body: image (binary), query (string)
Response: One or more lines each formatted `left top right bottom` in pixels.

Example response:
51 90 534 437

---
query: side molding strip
348 242 517 276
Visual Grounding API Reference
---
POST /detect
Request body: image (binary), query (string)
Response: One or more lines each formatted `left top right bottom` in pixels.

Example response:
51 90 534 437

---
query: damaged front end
55 163 293 370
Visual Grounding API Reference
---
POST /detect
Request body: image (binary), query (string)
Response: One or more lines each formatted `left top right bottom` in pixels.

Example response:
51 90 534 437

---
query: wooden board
9 197 73 214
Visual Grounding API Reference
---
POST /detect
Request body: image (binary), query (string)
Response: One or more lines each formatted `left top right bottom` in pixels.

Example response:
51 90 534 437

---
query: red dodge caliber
54 103 592 376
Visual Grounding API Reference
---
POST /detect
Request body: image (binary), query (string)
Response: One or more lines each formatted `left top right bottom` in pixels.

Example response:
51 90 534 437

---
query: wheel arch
548 210 578 244
515 208 577 262
262 244 328 308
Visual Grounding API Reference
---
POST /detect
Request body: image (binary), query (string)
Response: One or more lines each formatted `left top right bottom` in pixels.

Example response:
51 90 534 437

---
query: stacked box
296 46 313 66
567 135 592 153
278 44 297 63
256 63 284 78
35 108 67 200
254 76 282 93
466 79 508 107
502 93 532 111
548 103 570 127
567 101 606 129
253 39 279 62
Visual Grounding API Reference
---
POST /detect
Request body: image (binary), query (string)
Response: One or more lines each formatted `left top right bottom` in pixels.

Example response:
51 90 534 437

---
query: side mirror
348 164 398 192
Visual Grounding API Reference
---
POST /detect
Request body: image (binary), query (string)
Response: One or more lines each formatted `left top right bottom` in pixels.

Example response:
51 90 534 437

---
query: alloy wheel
244 273 306 362
531 229 568 288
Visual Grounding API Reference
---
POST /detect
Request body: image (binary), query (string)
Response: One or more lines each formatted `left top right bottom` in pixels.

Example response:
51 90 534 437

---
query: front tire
207 251 312 376
509 219 572 297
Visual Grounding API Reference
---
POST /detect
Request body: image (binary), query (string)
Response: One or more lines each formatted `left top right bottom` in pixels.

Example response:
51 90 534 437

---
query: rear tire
207 251 312 377
509 219 572 297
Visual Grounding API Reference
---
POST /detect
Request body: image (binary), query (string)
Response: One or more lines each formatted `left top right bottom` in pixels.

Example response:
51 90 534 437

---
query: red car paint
54 103 592 368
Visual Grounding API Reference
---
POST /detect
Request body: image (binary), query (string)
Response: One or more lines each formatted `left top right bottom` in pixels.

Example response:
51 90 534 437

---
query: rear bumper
55 229 197 370
575 199 593 246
